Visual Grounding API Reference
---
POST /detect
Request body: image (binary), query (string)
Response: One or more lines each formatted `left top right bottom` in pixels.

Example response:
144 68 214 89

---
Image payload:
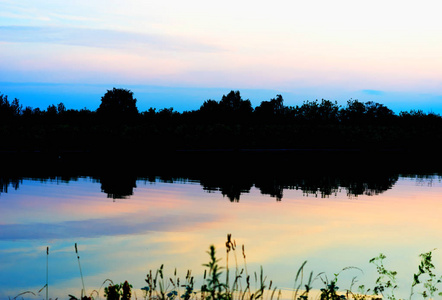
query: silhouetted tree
1 89 442 153
255 95 285 117
158 107 176 119
97 88 138 118
340 99 366 123
142 107 157 118
365 101 394 121
57 102 66 114
46 104 58 116
199 99 220 115
294 99 340 123
219 91 253 116
399 109 425 119
317 99 340 123
340 100 394 124
198 92 252 124
0 93 22 120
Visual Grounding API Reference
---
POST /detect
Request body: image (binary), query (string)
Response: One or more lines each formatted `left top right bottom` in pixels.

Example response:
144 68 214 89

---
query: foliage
68 295 93 300
201 245 230 300
1 89 442 152
369 253 399 300
104 281 133 300
410 250 442 299
97 87 138 117
255 94 285 117
10 238 442 300
219 91 253 116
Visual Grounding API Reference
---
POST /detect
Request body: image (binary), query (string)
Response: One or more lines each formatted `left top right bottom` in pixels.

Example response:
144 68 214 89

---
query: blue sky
2 82 442 114
1 0 441 113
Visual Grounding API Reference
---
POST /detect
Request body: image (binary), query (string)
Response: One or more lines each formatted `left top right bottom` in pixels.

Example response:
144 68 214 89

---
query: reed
46 246 49 300
75 243 87 298
136 238 442 300
10 237 442 300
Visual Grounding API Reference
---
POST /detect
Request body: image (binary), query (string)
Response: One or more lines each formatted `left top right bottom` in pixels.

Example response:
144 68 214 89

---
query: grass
10 235 442 300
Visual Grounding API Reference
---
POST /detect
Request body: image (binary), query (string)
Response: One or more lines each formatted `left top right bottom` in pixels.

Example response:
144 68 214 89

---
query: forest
1 88 442 154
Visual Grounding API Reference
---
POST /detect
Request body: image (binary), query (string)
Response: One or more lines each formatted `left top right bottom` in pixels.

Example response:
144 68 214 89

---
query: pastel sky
1 0 441 112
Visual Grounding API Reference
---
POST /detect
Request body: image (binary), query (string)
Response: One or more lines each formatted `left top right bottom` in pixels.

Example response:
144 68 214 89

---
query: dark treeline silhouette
0 173 419 201
2 144 442 201
2 170 442 201
1 88 442 153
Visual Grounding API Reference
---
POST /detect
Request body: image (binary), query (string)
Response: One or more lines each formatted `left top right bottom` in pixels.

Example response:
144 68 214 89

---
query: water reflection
0 174 385 200
1 170 442 300
0 177 21 194
3 150 442 201
1 172 440 201
97 174 137 200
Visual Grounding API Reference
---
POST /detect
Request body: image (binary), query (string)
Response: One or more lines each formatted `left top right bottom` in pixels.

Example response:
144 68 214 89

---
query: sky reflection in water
1 176 442 299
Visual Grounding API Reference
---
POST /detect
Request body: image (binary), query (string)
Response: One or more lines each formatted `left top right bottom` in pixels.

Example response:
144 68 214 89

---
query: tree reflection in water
1 151 441 201
1 172 438 201
96 174 137 200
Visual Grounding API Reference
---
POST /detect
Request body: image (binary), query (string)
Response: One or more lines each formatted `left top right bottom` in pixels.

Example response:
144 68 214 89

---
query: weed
410 249 442 299
46 247 49 300
202 245 229 300
10 236 442 300
75 243 87 298
369 253 398 300
104 281 133 300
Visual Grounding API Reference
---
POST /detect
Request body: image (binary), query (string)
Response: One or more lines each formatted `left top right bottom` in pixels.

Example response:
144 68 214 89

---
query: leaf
413 274 420 285
295 261 308 282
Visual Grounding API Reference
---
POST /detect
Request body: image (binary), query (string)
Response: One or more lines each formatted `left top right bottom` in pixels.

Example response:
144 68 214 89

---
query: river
1 153 442 299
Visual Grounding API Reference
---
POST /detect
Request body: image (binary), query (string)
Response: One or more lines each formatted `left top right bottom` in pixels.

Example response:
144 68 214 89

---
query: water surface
1 172 442 299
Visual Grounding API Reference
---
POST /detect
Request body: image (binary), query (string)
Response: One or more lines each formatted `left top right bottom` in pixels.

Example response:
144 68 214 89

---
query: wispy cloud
361 89 385 96
0 25 223 53
0 213 218 241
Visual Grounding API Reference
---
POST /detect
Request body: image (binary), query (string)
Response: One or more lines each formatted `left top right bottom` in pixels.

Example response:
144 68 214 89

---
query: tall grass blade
292 260 307 300
75 243 86 297
46 246 49 300
13 291 36 300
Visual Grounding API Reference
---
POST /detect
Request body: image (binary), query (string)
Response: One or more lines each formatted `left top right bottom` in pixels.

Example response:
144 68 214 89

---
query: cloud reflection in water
1 176 442 300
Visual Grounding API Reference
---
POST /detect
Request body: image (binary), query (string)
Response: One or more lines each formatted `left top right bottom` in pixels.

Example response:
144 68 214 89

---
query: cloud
0 25 223 53
361 89 385 96
0 213 218 240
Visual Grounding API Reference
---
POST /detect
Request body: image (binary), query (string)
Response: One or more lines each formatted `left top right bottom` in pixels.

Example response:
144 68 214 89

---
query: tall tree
219 90 253 115
255 94 285 117
97 88 138 117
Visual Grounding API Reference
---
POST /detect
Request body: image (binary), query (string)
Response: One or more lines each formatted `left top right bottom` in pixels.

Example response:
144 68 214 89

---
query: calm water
1 172 442 299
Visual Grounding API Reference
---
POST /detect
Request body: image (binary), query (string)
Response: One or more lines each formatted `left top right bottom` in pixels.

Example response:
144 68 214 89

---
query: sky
1 0 442 113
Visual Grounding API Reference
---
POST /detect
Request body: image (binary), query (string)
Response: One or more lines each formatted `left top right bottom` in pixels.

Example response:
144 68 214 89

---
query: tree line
1 88 441 153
